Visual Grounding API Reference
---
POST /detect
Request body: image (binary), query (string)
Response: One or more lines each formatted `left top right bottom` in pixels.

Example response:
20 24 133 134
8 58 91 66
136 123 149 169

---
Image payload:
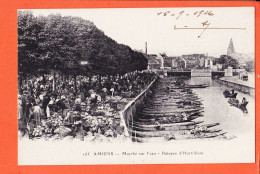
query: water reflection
185 77 255 139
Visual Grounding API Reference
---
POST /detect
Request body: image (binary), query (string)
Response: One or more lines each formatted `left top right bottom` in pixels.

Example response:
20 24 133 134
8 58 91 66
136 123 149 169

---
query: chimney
145 42 147 55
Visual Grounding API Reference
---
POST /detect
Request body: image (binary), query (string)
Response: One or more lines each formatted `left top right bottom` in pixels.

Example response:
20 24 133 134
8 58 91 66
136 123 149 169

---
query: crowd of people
18 71 156 141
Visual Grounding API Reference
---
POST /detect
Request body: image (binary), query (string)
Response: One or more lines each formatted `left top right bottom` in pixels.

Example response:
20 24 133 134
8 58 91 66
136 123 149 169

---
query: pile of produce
25 95 130 141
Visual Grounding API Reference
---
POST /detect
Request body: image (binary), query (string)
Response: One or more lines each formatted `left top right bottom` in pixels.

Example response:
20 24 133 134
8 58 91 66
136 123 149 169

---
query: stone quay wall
218 77 255 96
119 78 157 137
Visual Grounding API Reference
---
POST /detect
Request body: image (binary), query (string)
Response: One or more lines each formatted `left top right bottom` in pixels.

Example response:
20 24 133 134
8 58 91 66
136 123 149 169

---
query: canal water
184 77 255 140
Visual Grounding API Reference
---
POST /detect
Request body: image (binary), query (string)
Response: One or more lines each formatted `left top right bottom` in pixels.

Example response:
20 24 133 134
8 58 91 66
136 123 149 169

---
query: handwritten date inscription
157 10 214 19
157 10 246 38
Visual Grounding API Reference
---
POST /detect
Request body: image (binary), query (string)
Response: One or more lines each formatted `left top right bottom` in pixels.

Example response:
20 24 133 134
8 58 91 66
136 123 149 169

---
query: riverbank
218 76 255 95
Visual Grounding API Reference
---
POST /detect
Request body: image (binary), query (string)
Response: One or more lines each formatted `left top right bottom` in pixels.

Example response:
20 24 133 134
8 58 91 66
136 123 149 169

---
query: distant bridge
150 69 225 77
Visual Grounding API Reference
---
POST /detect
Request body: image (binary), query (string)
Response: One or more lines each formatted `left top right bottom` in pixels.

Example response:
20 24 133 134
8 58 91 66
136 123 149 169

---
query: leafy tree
18 11 148 91
217 55 239 69
244 60 254 72
18 11 47 92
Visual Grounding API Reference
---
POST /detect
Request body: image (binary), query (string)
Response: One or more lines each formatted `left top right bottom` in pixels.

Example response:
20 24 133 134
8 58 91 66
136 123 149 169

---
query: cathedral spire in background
227 38 235 56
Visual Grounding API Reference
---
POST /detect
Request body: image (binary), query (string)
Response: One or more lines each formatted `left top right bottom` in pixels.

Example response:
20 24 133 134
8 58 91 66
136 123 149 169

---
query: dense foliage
244 60 255 72
18 11 148 79
217 55 240 69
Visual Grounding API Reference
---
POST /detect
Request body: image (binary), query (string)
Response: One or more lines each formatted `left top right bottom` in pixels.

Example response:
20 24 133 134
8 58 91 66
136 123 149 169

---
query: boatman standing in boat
242 97 247 104
241 97 248 113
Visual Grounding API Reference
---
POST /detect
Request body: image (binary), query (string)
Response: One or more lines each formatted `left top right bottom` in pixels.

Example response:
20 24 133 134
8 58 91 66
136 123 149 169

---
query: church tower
227 38 235 56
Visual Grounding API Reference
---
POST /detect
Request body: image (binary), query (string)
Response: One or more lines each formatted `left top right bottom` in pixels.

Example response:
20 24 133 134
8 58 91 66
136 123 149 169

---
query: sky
27 7 255 58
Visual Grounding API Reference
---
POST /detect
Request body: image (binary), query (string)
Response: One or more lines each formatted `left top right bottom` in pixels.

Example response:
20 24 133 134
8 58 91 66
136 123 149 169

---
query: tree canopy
217 55 239 69
18 11 148 78
244 60 254 72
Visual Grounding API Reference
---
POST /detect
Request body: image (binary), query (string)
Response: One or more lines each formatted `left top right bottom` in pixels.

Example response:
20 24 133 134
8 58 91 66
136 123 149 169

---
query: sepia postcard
17 7 255 165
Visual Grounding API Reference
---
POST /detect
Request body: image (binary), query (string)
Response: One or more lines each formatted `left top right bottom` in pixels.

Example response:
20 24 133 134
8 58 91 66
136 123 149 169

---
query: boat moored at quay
125 77 226 142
